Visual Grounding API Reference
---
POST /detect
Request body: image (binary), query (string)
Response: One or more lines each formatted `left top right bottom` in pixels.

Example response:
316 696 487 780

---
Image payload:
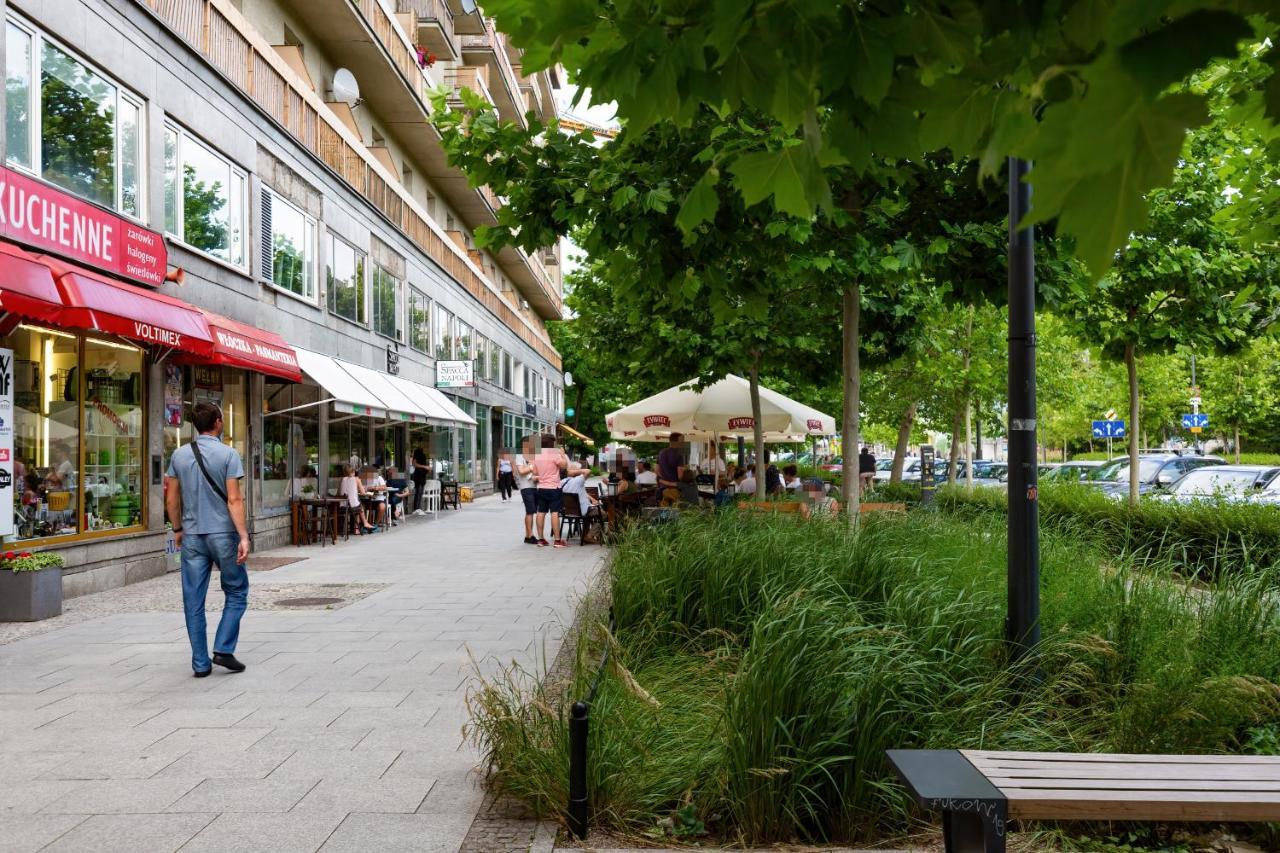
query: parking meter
920 445 936 505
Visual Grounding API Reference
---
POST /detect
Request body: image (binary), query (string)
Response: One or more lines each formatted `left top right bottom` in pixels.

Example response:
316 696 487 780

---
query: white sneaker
413 509 425 517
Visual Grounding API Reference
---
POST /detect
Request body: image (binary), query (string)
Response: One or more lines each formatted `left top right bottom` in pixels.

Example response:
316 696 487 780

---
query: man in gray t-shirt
165 402 251 677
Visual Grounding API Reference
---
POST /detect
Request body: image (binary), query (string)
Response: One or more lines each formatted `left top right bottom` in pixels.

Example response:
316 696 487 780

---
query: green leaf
675 168 721 235
823 116 872 173
728 146 826 218
919 77 997 155
769 68 814 128
846 23 895 108
1119 10 1252 95
1061 0 1112 50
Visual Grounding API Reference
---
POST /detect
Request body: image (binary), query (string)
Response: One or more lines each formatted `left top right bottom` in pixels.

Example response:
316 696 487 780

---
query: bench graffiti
927 798 1006 837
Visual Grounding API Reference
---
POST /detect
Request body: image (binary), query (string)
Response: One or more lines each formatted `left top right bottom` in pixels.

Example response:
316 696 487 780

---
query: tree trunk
840 283 862 512
748 358 766 500
572 384 585 431
962 307 974 488
948 405 962 484
890 401 916 485
1125 343 1140 507
1235 423 1242 463
975 416 983 461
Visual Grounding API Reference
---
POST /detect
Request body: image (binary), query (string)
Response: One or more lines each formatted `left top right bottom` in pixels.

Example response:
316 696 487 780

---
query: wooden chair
859 502 907 513
888 748 1280 853
440 481 460 510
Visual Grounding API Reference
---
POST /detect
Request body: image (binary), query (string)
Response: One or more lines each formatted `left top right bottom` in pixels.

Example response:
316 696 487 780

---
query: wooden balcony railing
399 0 456 55
138 0 562 365
461 17 525 123
444 65 493 105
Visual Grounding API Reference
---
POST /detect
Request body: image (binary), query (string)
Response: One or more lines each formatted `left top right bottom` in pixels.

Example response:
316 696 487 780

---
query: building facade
0 0 564 595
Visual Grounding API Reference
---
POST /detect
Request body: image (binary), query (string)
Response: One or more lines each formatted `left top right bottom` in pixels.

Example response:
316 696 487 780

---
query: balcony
443 0 485 34
460 18 526 127
398 0 460 62
444 66 494 108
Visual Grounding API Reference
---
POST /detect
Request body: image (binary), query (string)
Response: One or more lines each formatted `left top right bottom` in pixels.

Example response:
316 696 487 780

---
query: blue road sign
1092 420 1126 439
1181 413 1209 429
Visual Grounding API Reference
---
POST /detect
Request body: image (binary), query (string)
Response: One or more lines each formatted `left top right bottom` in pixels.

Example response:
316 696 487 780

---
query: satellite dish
331 68 361 107
564 372 574 388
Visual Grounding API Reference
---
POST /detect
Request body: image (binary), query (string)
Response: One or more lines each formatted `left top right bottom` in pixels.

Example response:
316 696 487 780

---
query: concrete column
318 402 330 495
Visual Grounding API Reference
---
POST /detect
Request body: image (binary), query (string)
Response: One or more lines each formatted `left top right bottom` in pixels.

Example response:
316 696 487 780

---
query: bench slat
1003 789 1280 822
987 777 1280 792
976 764 1280 782
966 749 1280 765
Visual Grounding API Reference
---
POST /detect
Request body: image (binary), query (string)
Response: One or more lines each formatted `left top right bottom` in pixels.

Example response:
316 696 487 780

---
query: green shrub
468 510 1280 845
863 481 922 505
936 483 1280 577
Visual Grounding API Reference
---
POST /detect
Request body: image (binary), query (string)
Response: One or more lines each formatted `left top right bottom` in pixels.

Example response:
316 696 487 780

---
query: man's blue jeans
180 532 248 672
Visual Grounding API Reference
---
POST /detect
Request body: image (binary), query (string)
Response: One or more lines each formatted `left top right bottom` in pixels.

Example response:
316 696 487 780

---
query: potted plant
0 551 64 622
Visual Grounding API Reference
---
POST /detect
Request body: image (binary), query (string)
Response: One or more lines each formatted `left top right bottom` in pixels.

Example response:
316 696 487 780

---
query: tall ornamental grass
467 509 1280 845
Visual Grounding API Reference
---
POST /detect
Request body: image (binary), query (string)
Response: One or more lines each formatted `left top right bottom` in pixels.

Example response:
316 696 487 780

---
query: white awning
294 347 388 418
424 386 477 426
336 360 433 423
382 373 459 424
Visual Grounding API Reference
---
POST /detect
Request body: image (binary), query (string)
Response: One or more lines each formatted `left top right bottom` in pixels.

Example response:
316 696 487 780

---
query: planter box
0 568 63 621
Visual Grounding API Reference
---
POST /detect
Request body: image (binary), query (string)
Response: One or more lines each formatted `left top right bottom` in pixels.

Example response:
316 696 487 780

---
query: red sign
807 419 823 431
214 328 298 372
0 167 167 287
642 415 671 428
728 417 755 430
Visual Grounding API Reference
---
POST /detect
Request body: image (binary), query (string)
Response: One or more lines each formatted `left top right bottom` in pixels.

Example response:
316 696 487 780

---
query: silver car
1161 465 1280 504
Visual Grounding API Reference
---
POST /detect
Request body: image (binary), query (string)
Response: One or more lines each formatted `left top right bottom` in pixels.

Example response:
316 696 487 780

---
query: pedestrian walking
514 435 538 544
410 442 430 515
164 402 250 678
496 449 515 501
531 434 570 547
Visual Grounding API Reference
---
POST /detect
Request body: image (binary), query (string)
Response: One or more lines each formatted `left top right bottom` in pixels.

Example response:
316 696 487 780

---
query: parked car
1087 454 1225 498
819 456 843 473
1040 461 1104 484
1159 465 1280 504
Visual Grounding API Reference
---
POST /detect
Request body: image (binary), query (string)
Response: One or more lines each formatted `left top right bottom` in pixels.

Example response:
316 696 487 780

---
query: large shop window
260 188 316 300
163 125 247 268
474 335 488 381
371 265 402 341
453 398 475 483
432 303 453 360
162 366 248 482
408 288 430 353
489 343 502 386
454 319 472 363
326 234 366 324
408 423 452 480
9 326 145 542
5 18 144 217
262 379 320 506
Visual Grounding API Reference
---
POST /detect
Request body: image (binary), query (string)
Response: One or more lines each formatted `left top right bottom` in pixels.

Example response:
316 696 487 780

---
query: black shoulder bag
190 438 229 503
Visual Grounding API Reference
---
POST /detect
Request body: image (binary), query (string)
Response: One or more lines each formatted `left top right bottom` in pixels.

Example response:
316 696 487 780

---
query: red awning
42 257 214 358
0 242 67 325
196 310 302 382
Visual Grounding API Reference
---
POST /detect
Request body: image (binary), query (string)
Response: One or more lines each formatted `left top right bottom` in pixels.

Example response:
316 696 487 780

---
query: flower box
0 551 64 622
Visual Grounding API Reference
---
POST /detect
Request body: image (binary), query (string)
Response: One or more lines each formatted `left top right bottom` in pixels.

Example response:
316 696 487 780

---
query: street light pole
1006 157 1040 663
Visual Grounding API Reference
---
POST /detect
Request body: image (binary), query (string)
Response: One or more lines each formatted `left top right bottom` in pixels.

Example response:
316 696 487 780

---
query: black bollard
568 701 589 839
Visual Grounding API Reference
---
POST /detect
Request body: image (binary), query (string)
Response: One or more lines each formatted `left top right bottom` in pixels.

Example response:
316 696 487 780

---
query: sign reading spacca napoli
642 415 671 428
0 166 167 286
435 360 475 388
727 417 755 430
0 349 13 535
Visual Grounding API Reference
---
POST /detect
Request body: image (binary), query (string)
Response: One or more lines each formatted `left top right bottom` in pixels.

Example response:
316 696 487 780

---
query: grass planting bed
466 509 1280 850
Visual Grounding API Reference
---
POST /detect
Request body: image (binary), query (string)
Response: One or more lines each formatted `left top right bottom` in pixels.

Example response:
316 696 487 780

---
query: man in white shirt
635 461 658 486
514 435 539 544
559 461 598 518
739 470 757 495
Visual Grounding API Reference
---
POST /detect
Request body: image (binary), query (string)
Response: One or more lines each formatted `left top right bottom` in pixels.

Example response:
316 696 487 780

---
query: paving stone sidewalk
0 496 599 852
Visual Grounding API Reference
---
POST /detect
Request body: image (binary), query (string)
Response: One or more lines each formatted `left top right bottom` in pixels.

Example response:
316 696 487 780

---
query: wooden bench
741 500 804 514
859 501 907 513
887 749 1280 852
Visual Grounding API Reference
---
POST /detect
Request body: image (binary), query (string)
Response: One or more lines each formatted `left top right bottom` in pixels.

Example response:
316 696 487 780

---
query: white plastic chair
422 479 441 518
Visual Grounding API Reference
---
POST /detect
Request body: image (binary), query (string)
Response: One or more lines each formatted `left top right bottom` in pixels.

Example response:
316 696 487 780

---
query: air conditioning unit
541 248 558 266
520 299 530 311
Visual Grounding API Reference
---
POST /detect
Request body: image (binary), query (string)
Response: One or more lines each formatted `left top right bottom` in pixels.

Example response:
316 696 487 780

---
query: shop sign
386 346 400 376
727 417 755 430
0 349 13 535
436 360 475 388
524 400 537 417
193 365 222 390
0 166 167 286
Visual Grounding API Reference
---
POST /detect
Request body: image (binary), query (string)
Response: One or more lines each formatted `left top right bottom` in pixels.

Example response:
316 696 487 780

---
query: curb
530 820 558 853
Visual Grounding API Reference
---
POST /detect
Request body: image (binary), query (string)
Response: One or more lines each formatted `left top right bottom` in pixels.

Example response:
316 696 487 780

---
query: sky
553 87 619 284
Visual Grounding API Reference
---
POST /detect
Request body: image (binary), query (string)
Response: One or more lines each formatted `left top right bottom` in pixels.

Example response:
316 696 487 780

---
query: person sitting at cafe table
635 461 658 486
361 466 389 526
561 458 601 519
384 466 411 523
339 465 378 534
782 464 802 491
615 469 637 495
737 467 756 496
800 478 840 518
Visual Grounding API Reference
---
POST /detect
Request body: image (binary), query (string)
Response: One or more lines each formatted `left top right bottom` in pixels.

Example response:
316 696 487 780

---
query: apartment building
0 0 565 594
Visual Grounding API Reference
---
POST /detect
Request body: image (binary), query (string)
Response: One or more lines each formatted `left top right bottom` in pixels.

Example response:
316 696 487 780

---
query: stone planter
0 568 63 621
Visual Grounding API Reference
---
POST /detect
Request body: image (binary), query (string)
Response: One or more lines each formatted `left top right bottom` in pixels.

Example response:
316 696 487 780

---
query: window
474 335 488 381
454 319 472 362
164 125 247 267
432 303 453 360
371 265 402 340
326 234 366 324
5 18 145 216
262 380 320 506
260 188 316 299
502 350 513 392
408 289 431 353
513 361 524 398
490 343 502 383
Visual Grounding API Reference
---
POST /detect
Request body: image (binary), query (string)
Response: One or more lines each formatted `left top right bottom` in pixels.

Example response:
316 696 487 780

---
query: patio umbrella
605 375 836 439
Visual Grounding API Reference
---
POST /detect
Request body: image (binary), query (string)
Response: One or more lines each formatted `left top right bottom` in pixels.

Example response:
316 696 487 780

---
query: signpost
1093 415 1125 457
0 349 13 536
919 445 936 505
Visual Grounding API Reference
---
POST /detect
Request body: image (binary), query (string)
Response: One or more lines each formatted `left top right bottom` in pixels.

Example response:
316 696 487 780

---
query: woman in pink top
338 465 377 534
530 434 569 546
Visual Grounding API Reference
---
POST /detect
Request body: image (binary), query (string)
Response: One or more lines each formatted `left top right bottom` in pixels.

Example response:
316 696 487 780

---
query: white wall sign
436 360 475 388
0 348 14 536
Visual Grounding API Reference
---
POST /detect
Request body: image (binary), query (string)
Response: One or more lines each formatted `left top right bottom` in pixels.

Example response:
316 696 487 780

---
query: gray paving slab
0 496 597 852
